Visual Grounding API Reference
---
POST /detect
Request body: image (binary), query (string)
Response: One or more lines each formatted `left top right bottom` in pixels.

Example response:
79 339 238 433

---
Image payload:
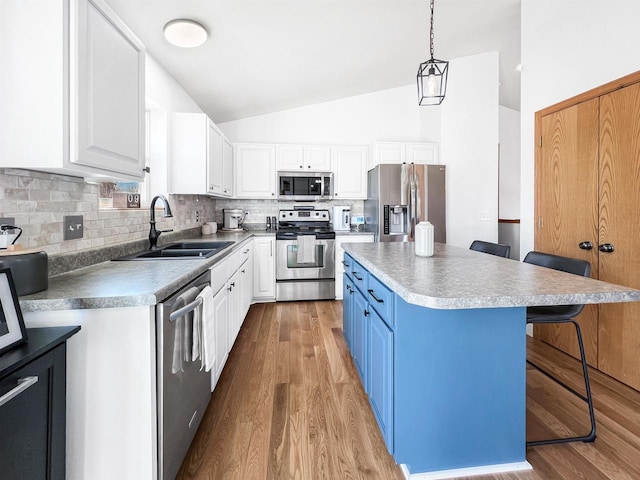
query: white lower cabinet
253 236 276 301
210 241 254 390
212 284 229 389
335 234 374 299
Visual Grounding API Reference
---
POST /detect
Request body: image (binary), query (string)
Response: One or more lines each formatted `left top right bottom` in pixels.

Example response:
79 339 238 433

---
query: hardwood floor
178 301 640 480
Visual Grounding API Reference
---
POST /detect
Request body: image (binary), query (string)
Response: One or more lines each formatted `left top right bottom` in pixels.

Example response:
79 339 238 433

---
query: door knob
578 241 593 250
598 243 615 253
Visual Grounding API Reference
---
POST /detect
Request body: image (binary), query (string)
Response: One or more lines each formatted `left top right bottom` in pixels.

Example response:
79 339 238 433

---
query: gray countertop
19 231 273 313
343 242 640 310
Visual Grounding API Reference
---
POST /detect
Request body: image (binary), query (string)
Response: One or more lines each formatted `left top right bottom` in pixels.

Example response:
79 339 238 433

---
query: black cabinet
0 326 80 480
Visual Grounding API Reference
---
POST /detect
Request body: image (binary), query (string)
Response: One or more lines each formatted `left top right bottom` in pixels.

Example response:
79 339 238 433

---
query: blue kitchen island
342 242 640 479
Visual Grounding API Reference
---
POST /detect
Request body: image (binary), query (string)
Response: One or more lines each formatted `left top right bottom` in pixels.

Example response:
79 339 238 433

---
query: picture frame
0 268 28 355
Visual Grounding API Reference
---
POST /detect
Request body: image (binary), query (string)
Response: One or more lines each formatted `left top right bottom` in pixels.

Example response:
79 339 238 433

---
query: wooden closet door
535 98 600 366
598 82 640 389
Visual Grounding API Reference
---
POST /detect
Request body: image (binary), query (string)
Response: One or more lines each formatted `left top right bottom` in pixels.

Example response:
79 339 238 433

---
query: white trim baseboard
401 461 532 480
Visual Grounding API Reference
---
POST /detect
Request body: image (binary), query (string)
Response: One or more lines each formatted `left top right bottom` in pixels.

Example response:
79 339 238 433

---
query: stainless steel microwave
277 171 333 201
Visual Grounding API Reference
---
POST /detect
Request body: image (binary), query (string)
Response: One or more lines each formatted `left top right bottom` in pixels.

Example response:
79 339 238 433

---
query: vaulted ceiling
107 0 521 123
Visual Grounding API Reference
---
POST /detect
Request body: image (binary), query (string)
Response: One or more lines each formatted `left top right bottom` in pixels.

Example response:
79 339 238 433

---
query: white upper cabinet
170 112 231 197
331 146 368 199
0 0 146 181
235 144 277 199
276 145 304 170
222 136 234 196
372 142 439 169
276 144 332 171
406 143 439 164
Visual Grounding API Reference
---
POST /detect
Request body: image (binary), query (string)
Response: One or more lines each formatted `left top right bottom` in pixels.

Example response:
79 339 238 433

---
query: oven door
276 238 335 280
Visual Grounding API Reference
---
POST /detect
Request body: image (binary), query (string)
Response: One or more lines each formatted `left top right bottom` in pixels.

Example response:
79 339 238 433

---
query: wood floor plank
179 301 640 480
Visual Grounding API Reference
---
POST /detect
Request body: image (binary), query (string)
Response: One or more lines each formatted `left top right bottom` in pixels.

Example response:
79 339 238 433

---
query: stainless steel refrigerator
364 164 446 243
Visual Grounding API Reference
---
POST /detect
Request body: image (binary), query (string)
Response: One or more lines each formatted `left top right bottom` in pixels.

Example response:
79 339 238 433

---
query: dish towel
296 235 316 263
195 285 215 372
171 286 200 374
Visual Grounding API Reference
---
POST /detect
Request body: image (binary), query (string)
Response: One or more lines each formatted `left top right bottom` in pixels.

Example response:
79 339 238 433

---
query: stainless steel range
276 207 335 301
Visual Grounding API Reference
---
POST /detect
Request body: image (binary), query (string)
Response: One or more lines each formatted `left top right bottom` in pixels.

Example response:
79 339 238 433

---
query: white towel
196 286 216 372
296 235 316 263
171 286 200 374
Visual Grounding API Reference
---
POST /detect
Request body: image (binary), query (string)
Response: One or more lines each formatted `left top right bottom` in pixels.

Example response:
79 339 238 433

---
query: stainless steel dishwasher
156 270 211 479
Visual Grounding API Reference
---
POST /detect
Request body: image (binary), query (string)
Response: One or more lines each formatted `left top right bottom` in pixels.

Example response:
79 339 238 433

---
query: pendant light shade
417 0 448 105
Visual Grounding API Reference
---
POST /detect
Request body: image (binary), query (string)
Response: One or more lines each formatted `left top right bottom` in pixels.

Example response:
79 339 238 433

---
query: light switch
64 215 84 240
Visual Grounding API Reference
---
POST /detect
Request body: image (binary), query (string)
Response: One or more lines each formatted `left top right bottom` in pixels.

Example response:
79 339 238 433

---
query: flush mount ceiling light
417 0 448 105
163 19 208 48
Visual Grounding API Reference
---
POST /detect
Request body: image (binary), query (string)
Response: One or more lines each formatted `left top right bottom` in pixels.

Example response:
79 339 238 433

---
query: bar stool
523 251 596 446
469 240 511 258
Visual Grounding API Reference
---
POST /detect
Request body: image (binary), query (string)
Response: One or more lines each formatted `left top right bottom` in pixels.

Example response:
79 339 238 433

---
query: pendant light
417 0 448 105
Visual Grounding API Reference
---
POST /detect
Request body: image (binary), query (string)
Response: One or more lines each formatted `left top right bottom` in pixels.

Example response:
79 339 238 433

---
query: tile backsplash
214 198 364 228
0 169 215 255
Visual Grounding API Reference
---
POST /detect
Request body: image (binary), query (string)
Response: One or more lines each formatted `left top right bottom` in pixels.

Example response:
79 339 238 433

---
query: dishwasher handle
169 297 204 322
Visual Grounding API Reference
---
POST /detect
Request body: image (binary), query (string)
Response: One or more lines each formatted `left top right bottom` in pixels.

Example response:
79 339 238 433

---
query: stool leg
526 320 597 447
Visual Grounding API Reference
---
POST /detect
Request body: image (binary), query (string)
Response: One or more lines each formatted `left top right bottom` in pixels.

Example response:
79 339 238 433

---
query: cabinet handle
599 243 615 253
241 269 246 274
0 376 39 407
367 289 384 303
341 261 350 267
579 241 593 250
364 309 369 316
243 249 250 254
230 282 235 287
271 193 275 196
353 272 363 281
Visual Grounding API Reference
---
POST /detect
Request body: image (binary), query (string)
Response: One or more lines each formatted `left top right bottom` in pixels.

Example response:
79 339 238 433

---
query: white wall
499 105 520 219
218 84 441 145
520 0 640 258
441 51 500 248
219 52 499 248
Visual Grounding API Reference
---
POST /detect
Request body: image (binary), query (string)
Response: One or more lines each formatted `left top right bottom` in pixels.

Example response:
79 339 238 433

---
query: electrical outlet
477 211 491 222
195 210 200 223
64 215 84 240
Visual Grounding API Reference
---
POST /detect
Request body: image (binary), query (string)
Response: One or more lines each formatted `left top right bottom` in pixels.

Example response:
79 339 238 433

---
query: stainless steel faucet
149 194 173 250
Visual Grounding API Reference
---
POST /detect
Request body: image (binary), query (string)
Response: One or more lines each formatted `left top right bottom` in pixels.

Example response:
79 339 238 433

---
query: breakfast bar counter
342 242 640 479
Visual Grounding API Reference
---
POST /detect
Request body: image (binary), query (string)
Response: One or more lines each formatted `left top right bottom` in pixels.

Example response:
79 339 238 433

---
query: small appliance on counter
0 247 48 296
332 206 351 231
350 215 366 232
222 209 246 231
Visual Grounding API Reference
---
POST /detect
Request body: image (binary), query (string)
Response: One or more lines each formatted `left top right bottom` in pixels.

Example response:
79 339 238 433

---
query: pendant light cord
430 0 435 60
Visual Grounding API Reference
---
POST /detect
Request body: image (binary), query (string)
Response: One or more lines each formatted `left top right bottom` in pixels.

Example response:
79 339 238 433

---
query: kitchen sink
112 241 234 261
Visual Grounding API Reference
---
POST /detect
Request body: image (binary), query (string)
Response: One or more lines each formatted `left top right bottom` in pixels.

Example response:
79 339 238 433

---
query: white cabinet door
212 285 229 390
374 143 406 167
71 0 146 179
335 234 374 299
208 121 224 195
222 136 234 196
331 146 368 199
228 268 243 348
406 143 439 164
235 144 277 199
0 0 145 181
253 237 276 300
169 113 208 194
239 248 254 319
304 145 332 170
276 144 305 170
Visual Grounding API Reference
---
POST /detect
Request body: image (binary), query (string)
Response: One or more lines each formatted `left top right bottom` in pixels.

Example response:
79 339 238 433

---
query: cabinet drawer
350 258 368 295
367 274 394 327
